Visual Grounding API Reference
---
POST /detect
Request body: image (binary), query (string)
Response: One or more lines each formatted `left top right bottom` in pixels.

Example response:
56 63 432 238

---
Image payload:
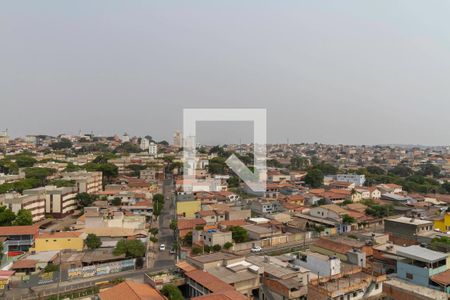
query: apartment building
62 170 103 194
24 185 78 218
0 193 45 222
384 216 433 246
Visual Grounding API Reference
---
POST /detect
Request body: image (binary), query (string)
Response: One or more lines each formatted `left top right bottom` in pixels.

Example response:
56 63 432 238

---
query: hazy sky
1 1 450 145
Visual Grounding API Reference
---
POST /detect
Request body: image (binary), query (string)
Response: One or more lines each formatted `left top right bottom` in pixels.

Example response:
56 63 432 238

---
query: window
406 273 413 280
375 283 379 289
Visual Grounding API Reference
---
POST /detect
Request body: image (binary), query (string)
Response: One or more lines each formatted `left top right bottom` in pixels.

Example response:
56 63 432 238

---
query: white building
173 130 183 148
0 193 46 222
121 133 130 143
148 142 158 157
0 130 9 145
294 251 341 277
140 137 150 150
324 174 366 186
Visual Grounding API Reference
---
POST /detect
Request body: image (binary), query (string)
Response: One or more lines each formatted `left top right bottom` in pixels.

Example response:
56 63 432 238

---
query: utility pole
56 251 62 300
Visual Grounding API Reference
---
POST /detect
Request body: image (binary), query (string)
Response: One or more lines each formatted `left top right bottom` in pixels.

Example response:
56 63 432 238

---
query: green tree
50 138 73 150
212 244 222 252
342 214 356 224
191 246 203 255
161 284 184 300
113 239 146 258
149 227 159 236
183 232 193 246
0 206 16 226
290 156 309 170
229 226 249 243
169 219 177 231
13 209 33 225
0 241 3 259
111 197 122 206
44 264 59 273
86 233 102 250
223 242 233 250
76 193 98 207
25 167 57 185
15 155 37 168
304 169 324 188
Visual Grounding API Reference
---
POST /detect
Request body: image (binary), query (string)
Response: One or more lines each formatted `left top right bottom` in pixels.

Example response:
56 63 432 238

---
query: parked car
159 244 166 251
251 246 262 253
169 249 176 255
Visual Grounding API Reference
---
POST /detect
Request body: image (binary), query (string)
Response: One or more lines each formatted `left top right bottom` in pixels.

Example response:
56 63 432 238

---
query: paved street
153 175 176 268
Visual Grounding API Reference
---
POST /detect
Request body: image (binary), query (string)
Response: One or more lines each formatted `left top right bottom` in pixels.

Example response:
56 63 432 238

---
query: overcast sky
1 1 450 145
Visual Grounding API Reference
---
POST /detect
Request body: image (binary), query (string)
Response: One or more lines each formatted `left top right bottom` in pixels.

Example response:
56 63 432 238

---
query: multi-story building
0 130 9 145
62 170 103 194
24 185 78 218
0 193 46 222
396 245 450 293
385 216 433 246
148 142 158 157
173 130 183 148
0 225 38 254
140 137 150 150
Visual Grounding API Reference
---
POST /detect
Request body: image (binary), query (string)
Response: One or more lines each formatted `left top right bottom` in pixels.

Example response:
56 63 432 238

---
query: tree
13 209 33 225
223 242 233 250
15 155 37 168
229 226 248 243
389 165 414 177
25 167 57 185
182 231 193 246
0 206 17 226
304 169 324 188
227 176 239 188
342 214 356 224
212 244 222 252
290 156 309 170
44 264 59 273
191 246 203 255
161 284 183 300
113 239 146 258
86 233 102 250
114 142 141 153
0 241 3 259
50 138 73 150
149 227 159 236
111 197 122 206
76 193 97 207
203 245 211 253
170 219 177 231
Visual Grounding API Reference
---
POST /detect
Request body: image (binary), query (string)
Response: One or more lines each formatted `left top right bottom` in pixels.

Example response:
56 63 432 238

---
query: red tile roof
12 259 38 269
99 280 165 300
186 270 233 293
0 225 39 237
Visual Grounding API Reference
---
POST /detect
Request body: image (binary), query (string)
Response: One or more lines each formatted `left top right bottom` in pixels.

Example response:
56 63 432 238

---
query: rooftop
398 245 448 263
190 252 241 264
386 216 432 226
186 269 234 293
98 280 165 300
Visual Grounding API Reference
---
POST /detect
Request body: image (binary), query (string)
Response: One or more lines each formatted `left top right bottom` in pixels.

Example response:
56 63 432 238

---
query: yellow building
34 232 85 252
434 213 450 232
176 200 201 218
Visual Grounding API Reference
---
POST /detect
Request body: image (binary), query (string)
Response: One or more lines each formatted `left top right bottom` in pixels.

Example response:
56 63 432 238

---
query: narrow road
153 175 176 268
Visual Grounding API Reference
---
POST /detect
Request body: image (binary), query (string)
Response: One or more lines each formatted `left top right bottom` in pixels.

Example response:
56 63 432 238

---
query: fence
13 259 136 289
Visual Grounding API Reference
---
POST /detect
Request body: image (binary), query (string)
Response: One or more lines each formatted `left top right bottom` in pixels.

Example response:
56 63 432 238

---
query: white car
251 246 262 253
159 244 166 251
